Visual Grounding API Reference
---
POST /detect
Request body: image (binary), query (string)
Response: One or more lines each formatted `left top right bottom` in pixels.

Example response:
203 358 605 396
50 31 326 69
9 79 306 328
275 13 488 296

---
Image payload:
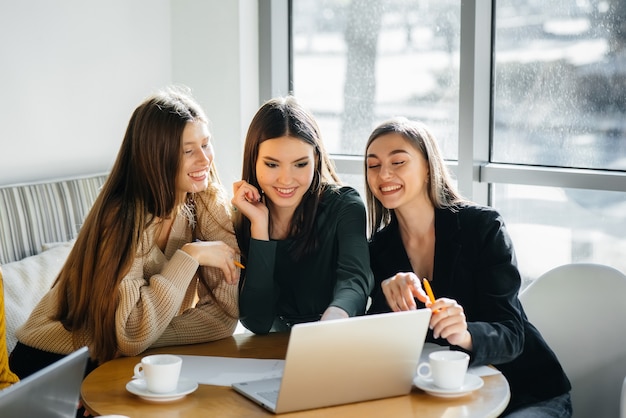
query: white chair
519 263 626 418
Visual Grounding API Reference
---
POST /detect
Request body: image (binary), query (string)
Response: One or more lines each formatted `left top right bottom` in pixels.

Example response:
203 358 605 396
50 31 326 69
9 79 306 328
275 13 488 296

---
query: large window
491 1 626 284
270 0 626 285
291 0 460 159
493 1 626 171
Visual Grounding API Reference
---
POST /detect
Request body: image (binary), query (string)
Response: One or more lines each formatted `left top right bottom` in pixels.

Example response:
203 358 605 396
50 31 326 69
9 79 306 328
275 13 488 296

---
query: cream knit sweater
15 186 239 358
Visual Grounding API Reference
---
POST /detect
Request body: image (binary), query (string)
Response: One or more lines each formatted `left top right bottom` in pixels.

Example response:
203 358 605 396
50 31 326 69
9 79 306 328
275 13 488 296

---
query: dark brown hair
234 96 341 261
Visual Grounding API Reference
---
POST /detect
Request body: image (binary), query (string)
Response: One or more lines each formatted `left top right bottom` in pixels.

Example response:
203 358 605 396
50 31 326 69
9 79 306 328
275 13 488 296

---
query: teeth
381 185 401 192
189 170 206 178
276 187 295 194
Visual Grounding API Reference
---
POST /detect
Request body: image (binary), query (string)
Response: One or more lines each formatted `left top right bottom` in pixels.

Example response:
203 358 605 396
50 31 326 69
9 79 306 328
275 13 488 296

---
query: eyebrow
366 149 410 158
261 155 311 163
183 136 210 146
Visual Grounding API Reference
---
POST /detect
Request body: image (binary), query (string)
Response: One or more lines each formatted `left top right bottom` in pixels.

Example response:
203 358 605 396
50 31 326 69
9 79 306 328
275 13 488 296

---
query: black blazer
368 205 571 413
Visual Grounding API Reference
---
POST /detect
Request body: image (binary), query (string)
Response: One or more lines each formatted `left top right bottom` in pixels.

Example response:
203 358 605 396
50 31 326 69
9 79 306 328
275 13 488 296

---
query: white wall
171 0 258 186
0 0 257 187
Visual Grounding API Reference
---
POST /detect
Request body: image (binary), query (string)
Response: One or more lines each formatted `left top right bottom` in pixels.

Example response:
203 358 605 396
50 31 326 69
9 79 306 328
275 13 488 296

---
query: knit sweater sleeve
152 186 239 347
115 248 200 356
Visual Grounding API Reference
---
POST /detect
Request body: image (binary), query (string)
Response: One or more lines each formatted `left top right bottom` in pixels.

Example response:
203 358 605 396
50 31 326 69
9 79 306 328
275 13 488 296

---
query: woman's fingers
232 181 261 206
429 299 467 340
192 241 240 284
379 279 471 348
382 273 422 311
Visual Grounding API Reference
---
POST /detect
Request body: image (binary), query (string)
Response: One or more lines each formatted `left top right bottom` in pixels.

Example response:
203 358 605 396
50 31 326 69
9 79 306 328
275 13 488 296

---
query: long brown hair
53 86 217 363
364 117 467 237
234 96 341 261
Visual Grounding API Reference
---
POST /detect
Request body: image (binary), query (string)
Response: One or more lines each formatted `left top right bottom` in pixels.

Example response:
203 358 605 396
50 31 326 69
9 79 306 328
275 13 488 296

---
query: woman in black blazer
364 117 572 417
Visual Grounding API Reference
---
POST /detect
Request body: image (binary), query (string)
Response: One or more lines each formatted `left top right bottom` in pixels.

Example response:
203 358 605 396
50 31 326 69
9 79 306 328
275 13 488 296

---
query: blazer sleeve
460 208 526 366
238 238 278 334
327 188 374 316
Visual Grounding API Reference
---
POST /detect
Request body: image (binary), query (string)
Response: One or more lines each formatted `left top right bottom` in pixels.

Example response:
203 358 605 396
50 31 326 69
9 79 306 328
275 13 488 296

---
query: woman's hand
232 180 270 240
182 240 240 285
320 306 349 321
382 273 472 350
381 272 429 311
429 298 472 350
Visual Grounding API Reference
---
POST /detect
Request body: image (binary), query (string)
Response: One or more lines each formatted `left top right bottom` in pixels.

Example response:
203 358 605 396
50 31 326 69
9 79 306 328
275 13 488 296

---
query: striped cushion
0 174 107 265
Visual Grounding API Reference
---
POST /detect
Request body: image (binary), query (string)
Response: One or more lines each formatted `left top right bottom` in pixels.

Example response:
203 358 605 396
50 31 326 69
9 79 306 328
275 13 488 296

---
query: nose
379 163 393 179
277 166 292 185
201 145 214 165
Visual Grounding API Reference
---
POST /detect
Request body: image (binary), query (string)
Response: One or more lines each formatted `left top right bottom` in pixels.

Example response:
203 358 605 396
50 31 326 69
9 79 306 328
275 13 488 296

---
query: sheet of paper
467 365 501 377
178 355 285 386
419 343 502 377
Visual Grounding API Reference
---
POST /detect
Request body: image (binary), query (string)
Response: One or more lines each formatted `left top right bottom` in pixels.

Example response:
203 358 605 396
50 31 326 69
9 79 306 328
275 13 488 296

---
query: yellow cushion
0 267 19 389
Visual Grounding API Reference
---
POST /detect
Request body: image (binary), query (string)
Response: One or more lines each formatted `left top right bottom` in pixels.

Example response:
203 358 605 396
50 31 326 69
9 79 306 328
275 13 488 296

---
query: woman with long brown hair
232 96 373 334
10 86 240 377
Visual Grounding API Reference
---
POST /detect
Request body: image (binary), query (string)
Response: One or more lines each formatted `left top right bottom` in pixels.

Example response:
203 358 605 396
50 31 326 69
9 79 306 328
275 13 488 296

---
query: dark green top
238 186 374 334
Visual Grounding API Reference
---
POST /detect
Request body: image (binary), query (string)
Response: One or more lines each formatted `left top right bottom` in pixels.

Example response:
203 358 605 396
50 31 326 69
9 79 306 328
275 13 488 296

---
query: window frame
259 0 626 207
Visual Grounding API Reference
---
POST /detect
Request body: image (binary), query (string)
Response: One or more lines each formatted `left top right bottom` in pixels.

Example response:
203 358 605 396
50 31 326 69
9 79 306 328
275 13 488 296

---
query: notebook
232 309 432 414
0 346 89 417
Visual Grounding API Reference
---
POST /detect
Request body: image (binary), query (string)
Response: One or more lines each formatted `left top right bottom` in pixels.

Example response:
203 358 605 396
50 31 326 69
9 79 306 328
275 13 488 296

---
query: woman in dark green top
232 97 373 334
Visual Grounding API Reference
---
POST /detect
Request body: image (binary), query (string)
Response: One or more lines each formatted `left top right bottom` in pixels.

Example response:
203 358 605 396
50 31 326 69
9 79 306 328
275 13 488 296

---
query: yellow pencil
422 278 439 313
423 278 435 304
234 260 246 269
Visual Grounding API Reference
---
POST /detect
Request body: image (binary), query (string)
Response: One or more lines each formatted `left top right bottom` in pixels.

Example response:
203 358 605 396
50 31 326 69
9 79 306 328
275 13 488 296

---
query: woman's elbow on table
239 315 272 335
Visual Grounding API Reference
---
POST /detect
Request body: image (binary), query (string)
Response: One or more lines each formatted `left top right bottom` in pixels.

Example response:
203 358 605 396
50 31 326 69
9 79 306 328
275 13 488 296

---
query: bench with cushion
0 173 107 352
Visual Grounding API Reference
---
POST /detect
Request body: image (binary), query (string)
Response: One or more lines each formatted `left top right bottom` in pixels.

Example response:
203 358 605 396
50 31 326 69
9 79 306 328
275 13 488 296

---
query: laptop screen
0 346 89 417
233 309 432 414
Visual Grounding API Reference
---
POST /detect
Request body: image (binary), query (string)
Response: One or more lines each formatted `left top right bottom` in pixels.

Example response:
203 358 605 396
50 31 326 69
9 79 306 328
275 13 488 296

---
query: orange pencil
422 278 438 313
423 278 435 303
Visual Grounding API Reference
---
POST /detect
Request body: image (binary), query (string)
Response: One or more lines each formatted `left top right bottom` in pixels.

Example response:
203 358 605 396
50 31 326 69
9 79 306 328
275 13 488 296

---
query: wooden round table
82 333 510 417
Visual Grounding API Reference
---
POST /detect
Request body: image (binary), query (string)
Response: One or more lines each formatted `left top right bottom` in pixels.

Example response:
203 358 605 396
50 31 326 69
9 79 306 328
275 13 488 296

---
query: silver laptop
0 346 89 417
232 309 432 414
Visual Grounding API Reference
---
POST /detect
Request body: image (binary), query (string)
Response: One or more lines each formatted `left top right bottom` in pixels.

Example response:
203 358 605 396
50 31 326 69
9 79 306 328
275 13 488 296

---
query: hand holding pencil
381 272 430 311
382 273 471 349
422 278 471 348
183 239 242 285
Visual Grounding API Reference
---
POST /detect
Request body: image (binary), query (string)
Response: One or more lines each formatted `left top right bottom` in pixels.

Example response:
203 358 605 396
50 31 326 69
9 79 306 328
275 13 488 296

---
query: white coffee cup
417 350 469 390
133 354 182 394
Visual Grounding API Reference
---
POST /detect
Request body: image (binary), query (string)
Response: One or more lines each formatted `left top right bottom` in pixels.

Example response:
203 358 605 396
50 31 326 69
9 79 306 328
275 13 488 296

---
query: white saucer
414 374 484 398
126 377 198 402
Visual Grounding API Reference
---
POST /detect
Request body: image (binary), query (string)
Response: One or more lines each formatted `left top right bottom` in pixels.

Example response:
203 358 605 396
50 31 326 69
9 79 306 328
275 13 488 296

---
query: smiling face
255 136 316 217
175 120 213 202
366 132 430 210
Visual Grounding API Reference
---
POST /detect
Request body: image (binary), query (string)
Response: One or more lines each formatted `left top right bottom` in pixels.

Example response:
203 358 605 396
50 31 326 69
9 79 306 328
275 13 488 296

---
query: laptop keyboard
258 390 279 404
